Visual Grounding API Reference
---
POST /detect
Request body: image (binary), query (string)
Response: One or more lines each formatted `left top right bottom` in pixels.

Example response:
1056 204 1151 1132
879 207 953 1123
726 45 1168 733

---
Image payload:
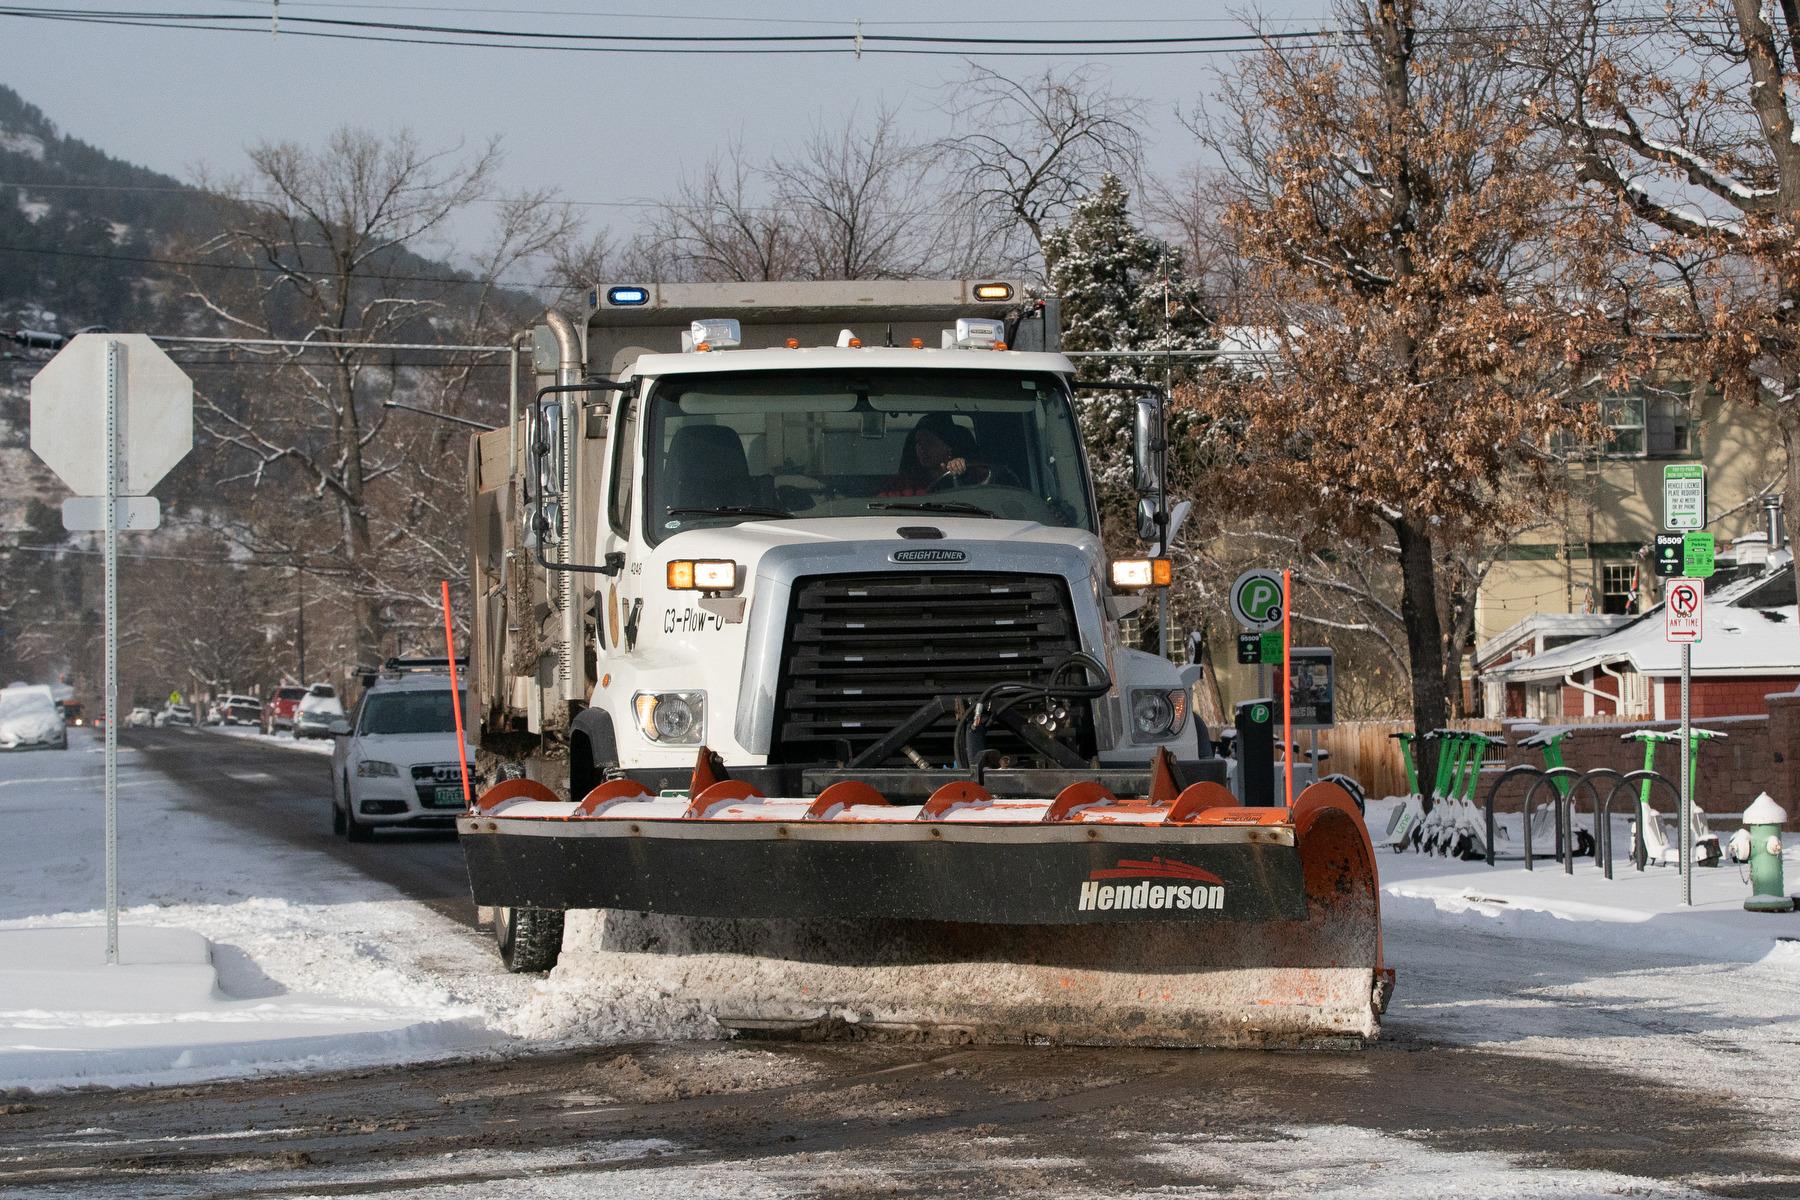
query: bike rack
1484 764 1548 867
1527 767 1625 875
1521 769 1580 872
1600 770 1679 879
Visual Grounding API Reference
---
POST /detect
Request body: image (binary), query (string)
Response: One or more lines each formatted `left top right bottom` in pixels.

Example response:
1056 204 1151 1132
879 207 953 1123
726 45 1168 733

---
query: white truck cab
468 281 1214 803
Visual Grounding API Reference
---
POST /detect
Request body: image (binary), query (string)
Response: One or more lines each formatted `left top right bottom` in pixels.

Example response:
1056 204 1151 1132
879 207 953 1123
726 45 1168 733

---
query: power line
5 5 1709 58
0 240 560 291
0 4 1343 48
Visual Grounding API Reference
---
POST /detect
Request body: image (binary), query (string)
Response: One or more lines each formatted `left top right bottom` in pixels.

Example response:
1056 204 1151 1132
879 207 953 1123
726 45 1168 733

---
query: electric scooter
1622 728 1725 868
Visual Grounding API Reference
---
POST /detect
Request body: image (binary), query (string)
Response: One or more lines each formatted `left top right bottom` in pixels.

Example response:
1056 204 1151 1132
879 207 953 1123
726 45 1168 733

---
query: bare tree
642 140 803 282
768 107 936 280
642 111 939 282
174 127 574 670
1192 0 1632 764
940 64 1146 271
1519 0 1800 507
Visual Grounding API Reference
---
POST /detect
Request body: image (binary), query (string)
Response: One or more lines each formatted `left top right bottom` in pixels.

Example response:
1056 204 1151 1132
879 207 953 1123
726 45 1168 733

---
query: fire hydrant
1730 793 1795 914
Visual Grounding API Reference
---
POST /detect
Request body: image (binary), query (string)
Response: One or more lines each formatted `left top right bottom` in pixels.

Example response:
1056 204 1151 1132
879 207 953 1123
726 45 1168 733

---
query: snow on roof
1484 565 1799 682
1474 611 1633 669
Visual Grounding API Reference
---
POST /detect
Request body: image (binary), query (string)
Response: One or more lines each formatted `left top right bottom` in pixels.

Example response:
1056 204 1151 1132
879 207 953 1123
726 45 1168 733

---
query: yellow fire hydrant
1731 793 1795 915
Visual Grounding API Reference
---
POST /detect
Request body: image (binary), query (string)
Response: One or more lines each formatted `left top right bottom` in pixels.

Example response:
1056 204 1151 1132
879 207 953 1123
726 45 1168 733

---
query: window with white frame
1599 387 1694 458
1600 561 1638 615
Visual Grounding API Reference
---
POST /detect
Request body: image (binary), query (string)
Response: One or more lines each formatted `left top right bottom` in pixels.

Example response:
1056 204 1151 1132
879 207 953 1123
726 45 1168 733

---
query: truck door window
608 395 636 536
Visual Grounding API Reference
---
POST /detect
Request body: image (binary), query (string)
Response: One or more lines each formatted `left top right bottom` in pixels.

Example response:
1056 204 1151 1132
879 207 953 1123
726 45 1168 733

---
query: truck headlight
1130 688 1188 742
633 691 706 744
356 759 399 778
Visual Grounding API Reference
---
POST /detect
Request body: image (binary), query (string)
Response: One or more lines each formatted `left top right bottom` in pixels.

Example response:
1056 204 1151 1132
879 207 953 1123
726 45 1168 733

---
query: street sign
1270 647 1336 729
61 496 160 531
1259 630 1284 665
1654 533 1684 578
27 335 191 968
1229 569 1285 631
1236 633 1261 664
1665 578 1704 643
1662 464 1706 532
30 334 192 496
1682 531 1716 579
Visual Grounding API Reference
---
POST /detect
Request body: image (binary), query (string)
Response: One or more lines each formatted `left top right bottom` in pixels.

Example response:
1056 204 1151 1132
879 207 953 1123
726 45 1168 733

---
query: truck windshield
642 369 1096 544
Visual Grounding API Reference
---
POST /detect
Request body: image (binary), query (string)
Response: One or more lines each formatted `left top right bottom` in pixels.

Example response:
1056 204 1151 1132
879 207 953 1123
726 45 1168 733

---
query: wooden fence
1314 720 1505 800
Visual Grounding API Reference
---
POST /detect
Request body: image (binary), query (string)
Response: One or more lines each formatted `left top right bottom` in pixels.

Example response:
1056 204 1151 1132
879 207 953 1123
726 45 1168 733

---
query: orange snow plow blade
460 775 1392 1048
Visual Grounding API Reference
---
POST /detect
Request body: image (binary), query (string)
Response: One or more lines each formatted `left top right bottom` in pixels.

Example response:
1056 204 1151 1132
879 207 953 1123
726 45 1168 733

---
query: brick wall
1768 694 1800 827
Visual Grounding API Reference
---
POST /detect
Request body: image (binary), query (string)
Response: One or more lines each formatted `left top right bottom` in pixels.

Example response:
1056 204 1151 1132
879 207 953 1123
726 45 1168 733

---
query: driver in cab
879 413 990 497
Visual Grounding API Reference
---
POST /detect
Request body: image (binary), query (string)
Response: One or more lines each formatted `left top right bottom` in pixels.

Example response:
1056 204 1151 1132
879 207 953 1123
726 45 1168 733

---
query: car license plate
433 785 464 807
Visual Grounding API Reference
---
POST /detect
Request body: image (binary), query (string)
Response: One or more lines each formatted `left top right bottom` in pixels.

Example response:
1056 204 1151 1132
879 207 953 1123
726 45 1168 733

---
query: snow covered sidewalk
0 729 533 1092
1366 797 1800 969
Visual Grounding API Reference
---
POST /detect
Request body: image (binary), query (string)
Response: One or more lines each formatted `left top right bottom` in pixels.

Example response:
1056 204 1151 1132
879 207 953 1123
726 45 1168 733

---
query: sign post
1665 577 1704 907
30 334 192 963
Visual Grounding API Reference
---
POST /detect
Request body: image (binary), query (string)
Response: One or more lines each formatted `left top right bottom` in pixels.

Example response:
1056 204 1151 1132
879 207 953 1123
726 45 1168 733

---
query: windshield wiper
666 505 794 520
868 500 994 517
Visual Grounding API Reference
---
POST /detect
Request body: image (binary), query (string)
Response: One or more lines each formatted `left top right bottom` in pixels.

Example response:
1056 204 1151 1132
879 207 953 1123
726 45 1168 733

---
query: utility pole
296 569 307 683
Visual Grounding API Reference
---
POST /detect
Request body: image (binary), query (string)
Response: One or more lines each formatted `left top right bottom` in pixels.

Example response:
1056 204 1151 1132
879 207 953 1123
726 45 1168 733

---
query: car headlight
356 759 399 777
1130 688 1189 742
632 691 706 744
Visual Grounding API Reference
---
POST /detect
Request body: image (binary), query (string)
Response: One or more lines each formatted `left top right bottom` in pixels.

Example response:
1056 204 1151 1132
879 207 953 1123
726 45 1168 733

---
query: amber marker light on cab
1110 558 1173 589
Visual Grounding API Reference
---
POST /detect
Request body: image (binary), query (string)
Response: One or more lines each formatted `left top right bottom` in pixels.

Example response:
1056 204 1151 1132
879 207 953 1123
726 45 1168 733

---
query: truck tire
494 905 564 972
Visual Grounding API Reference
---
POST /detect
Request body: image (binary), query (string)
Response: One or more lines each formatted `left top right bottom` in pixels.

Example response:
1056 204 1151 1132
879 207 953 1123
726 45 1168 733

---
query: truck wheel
494 905 564 973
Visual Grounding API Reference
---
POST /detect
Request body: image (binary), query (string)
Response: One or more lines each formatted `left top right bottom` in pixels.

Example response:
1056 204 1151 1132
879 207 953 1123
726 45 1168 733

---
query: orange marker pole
1282 568 1293 809
440 579 473 809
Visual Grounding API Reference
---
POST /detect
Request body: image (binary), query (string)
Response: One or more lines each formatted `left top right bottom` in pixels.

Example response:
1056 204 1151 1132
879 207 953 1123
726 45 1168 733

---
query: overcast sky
3 1 1330 278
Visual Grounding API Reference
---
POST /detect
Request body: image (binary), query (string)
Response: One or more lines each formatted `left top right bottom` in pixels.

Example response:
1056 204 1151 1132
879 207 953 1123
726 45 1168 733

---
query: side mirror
1132 394 1164 495
329 719 352 737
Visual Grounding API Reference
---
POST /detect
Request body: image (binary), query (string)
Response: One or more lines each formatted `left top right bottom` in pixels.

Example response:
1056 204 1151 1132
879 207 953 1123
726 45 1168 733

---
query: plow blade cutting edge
458 776 1391 1048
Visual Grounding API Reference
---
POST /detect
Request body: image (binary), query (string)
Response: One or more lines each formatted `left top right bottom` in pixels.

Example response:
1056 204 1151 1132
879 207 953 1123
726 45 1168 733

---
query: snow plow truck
458 280 1391 1047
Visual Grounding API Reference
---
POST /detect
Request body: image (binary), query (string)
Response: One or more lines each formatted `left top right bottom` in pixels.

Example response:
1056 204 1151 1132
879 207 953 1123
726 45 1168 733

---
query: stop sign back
29 334 192 496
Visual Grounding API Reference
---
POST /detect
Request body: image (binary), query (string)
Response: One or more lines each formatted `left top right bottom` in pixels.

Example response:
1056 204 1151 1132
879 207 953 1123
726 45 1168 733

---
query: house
1480 560 1798 720
1474 383 1785 646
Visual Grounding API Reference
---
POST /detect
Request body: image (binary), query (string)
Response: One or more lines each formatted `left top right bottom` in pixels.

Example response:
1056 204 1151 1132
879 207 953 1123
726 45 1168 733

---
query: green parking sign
1683 531 1715 578
1663 464 1706 531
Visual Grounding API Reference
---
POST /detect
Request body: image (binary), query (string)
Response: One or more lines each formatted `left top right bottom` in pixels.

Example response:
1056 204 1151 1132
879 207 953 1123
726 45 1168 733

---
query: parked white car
294 689 347 739
330 668 472 841
126 706 156 728
0 684 66 751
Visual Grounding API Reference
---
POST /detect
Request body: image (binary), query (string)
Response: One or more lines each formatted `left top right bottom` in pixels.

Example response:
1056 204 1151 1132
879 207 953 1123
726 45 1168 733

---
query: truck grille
772 572 1090 766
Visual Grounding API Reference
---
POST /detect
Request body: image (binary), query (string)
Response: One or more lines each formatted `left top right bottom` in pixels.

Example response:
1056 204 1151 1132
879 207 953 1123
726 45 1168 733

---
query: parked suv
330 659 471 841
262 685 309 735
220 694 261 726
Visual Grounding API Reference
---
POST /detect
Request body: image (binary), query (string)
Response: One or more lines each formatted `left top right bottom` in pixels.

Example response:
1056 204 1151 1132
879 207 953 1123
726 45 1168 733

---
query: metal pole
104 339 120 965
1680 641 1692 906
1157 586 1169 659
1282 569 1294 808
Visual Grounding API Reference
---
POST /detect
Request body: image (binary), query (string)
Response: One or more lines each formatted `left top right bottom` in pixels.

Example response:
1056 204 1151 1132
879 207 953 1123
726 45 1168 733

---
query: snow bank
201 722 334 755
0 729 534 1092
0 924 496 1089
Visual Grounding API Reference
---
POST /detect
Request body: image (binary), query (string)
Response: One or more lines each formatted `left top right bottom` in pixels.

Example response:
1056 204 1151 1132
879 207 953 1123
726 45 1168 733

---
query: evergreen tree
1042 174 1212 538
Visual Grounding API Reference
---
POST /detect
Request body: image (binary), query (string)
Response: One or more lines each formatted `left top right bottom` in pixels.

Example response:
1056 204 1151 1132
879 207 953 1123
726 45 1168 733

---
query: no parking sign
1665 579 1704 643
